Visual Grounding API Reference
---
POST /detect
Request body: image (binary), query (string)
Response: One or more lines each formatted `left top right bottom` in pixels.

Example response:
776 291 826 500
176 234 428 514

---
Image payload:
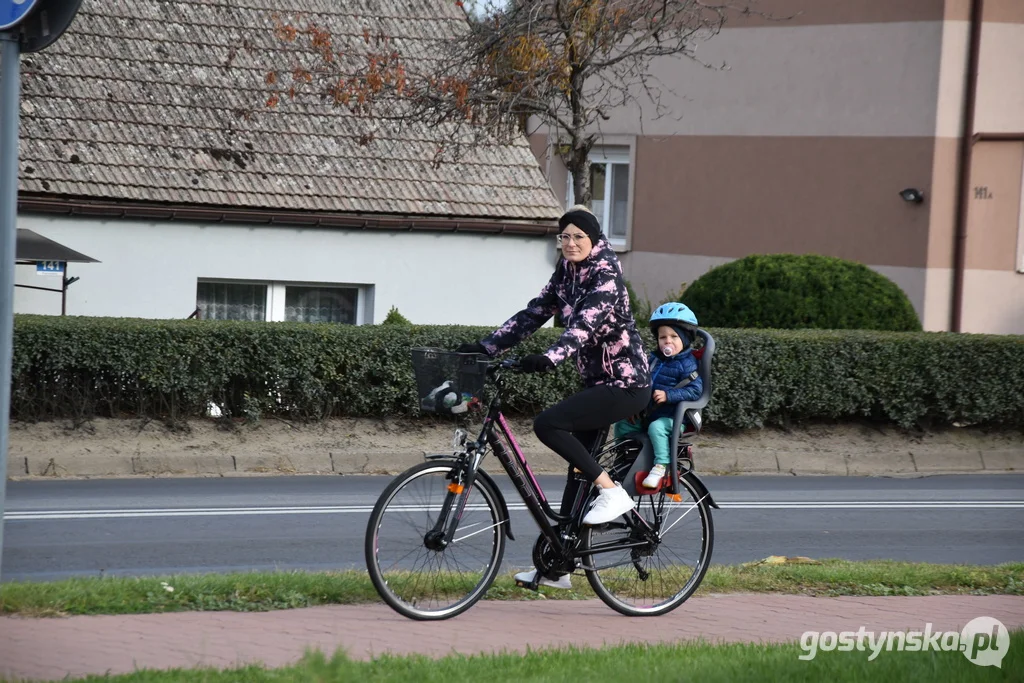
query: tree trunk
566 140 593 206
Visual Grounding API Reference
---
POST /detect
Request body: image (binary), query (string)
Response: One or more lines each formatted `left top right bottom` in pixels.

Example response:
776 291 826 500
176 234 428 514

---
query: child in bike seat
613 302 703 490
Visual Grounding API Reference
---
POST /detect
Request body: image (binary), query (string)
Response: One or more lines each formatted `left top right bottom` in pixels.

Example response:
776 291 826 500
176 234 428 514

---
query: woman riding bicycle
457 205 651 589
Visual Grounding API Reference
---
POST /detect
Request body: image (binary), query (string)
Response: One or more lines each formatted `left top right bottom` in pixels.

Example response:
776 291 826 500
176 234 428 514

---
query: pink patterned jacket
481 239 651 389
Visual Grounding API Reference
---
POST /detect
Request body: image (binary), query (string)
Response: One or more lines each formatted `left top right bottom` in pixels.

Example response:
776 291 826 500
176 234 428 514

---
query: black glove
520 354 555 373
455 341 487 355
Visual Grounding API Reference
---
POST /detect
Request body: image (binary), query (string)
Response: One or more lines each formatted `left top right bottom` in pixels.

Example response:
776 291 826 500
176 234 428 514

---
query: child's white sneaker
642 464 667 489
583 483 636 525
513 568 571 589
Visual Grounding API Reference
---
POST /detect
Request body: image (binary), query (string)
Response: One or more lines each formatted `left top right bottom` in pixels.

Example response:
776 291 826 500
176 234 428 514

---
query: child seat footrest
634 471 668 495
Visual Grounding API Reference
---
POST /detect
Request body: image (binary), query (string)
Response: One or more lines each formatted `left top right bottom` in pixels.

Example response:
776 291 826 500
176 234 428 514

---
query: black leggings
533 384 650 486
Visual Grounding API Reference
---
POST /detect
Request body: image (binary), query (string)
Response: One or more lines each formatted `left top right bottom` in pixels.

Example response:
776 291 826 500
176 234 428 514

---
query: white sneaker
642 464 667 489
582 483 636 525
514 568 571 589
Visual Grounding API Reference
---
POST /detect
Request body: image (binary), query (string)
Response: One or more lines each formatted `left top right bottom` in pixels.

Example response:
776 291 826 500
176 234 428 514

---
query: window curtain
284 287 357 324
196 282 267 321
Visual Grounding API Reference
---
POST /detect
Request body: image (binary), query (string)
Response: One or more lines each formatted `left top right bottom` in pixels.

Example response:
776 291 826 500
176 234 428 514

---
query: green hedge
11 315 1024 430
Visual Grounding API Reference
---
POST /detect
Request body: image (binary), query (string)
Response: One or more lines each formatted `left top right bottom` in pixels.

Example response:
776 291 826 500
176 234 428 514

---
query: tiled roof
15 0 562 222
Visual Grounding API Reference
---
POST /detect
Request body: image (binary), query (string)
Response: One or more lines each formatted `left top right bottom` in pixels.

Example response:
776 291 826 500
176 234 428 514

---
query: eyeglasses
556 233 589 245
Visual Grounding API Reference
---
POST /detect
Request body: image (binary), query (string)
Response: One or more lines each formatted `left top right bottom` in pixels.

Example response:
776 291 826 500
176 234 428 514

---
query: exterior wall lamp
900 188 925 203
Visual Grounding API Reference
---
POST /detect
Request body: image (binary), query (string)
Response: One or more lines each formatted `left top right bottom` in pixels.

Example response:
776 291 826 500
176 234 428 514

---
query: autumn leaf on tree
254 0 768 203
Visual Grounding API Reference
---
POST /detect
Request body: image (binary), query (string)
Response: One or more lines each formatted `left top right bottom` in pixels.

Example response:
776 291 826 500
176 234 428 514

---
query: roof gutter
950 0 984 333
16 194 560 237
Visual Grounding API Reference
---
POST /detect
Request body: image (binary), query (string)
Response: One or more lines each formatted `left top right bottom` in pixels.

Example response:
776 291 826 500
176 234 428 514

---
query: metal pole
0 31 23 581
62 264 68 315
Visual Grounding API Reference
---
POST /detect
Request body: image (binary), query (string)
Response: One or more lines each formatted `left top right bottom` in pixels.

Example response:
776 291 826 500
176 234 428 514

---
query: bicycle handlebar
488 357 522 374
453 350 536 376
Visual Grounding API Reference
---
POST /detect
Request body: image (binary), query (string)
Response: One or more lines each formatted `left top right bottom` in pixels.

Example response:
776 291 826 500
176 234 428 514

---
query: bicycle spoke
453 519 506 543
660 495 708 537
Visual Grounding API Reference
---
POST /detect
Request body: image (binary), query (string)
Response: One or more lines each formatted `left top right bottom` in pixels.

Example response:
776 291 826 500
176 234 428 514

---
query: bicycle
364 341 719 621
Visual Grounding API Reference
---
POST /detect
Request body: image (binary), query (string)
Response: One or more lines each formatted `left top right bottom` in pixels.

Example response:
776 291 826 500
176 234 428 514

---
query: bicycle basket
411 347 489 416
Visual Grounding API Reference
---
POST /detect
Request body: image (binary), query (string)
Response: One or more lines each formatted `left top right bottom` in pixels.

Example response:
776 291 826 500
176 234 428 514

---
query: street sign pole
0 0 84 580
0 30 21 581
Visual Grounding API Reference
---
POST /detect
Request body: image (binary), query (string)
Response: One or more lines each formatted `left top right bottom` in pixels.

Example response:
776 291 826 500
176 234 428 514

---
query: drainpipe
950 0 984 333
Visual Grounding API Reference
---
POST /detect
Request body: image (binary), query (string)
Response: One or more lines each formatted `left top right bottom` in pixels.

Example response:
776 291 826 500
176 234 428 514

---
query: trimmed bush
381 306 412 325
11 315 1024 430
682 254 922 331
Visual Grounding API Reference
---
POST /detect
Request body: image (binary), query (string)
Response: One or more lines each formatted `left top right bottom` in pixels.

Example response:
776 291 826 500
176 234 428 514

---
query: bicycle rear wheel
365 460 506 620
581 473 714 616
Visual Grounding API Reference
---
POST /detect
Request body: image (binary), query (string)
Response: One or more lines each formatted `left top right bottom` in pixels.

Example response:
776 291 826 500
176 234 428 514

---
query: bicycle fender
680 471 719 509
474 468 515 541
422 455 515 541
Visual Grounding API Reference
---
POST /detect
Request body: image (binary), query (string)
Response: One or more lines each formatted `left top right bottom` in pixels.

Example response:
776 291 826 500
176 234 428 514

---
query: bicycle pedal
514 579 540 591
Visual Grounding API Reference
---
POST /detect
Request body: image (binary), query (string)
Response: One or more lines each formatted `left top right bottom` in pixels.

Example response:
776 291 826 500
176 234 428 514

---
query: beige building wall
956 1 1024 334
528 0 1024 333
588 2 945 324
923 9 970 331
960 141 1024 333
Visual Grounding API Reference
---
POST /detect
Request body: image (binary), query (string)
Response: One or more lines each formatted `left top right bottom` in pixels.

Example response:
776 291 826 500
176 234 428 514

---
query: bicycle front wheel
365 460 507 620
581 474 714 617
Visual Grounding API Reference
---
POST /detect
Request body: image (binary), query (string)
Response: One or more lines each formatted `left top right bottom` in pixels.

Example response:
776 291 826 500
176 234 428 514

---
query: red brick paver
1 595 1022 681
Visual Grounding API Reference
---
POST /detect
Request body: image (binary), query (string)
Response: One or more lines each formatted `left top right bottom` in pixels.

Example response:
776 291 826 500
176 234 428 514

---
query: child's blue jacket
645 349 702 421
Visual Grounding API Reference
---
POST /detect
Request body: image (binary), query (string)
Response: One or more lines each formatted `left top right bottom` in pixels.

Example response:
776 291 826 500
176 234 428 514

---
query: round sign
1 0 40 31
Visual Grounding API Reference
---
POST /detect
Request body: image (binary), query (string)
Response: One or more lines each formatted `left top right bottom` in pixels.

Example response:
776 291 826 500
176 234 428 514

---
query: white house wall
14 214 559 327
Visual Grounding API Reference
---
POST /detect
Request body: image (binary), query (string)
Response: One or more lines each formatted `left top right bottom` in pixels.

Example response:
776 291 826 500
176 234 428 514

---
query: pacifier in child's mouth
661 345 675 356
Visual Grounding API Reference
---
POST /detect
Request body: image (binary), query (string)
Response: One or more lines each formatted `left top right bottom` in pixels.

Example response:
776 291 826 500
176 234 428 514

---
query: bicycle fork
423 454 516 550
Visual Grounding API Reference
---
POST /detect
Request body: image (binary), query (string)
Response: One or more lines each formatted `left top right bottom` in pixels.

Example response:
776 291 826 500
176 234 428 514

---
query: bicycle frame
428 363 671 572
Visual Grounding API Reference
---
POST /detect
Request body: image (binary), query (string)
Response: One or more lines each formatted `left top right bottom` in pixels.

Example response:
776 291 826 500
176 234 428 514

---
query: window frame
273 282 365 324
565 145 632 250
197 278 367 323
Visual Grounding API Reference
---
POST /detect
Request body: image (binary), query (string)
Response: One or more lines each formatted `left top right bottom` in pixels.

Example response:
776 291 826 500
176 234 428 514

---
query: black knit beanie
558 209 603 244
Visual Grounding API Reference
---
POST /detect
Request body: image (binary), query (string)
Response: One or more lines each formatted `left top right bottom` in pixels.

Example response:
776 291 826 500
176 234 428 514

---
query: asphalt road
2 473 1023 582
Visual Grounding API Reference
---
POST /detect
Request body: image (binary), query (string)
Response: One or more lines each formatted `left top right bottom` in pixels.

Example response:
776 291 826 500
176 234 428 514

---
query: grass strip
13 631 1023 683
1 559 1021 617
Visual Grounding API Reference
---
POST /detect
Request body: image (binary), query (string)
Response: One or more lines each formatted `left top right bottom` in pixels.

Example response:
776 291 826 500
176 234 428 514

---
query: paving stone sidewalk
2 595 1023 681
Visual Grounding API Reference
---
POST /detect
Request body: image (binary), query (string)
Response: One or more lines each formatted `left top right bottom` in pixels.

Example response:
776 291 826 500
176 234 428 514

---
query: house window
567 146 631 246
197 280 367 323
284 286 358 324
196 282 267 321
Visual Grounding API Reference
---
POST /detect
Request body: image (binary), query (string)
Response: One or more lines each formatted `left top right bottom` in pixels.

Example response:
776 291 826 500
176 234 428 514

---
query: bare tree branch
255 0 772 203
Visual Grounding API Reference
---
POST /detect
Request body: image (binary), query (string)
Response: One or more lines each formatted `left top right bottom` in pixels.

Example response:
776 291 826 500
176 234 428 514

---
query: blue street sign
0 0 39 31
36 260 64 275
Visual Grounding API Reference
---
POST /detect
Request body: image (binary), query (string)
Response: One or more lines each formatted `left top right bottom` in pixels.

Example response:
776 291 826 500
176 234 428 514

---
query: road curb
7 417 1023 479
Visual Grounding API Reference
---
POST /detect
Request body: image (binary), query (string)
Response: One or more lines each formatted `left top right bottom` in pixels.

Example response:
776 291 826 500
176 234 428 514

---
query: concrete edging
7 417 1023 479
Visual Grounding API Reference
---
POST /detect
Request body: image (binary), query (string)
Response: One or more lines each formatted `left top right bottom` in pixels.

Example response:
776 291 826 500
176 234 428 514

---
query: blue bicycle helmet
649 302 698 338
